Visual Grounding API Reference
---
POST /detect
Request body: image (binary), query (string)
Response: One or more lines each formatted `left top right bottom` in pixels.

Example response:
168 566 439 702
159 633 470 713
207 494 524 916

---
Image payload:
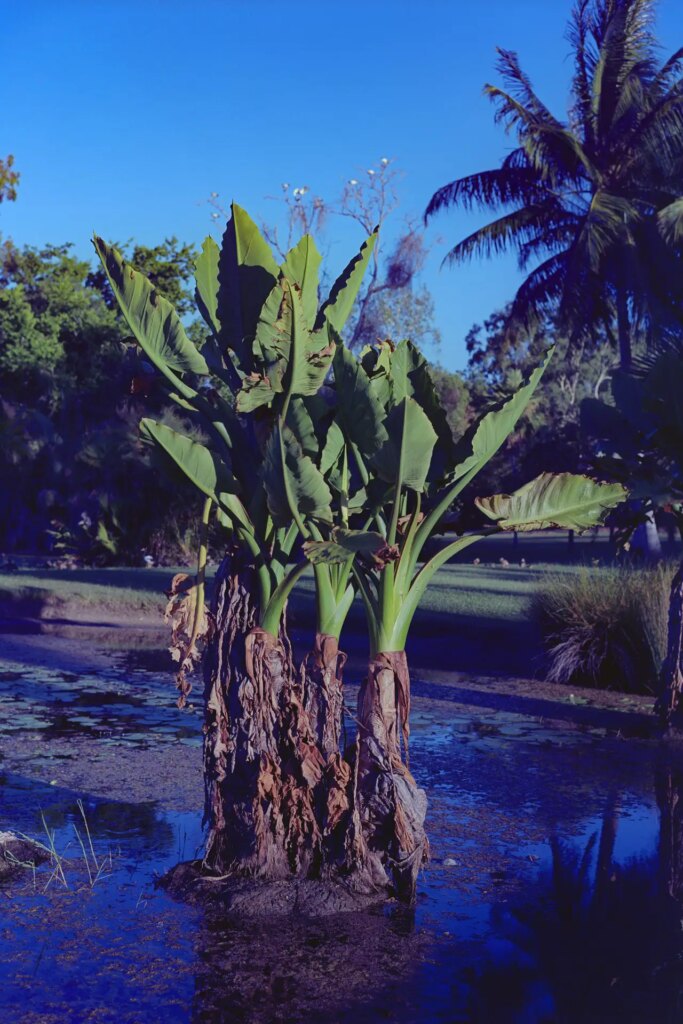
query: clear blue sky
2 0 681 369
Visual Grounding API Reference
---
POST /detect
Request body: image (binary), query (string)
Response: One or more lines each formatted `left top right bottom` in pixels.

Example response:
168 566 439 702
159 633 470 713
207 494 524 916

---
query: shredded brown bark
199 549 425 903
353 652 429 901
164 572 212 708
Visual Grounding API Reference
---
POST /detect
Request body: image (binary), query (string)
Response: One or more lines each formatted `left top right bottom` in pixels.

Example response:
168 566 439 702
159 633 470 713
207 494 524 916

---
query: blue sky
2 0 681 369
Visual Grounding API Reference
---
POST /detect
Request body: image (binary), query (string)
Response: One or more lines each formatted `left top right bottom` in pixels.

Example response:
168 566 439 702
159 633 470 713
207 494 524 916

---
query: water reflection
447 770 683 1023
6 662 683 1021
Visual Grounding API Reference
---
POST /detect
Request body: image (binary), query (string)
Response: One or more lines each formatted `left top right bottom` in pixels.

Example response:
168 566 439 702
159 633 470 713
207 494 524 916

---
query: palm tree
425 0 683 369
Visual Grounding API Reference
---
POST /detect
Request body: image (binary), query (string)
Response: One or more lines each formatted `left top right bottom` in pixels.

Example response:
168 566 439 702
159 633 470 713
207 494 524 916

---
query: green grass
0 566 186 618
0 535 601 626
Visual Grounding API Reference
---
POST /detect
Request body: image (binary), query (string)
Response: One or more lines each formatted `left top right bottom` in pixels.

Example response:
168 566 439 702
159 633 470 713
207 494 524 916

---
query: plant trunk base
354 651 428 901
162 860 387 917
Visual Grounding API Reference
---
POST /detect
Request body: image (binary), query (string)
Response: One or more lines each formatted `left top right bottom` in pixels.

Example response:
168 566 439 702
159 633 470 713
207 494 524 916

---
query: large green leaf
139 419 238 503
93 237 209 378
194 236 221 336
475 472 627 531
359 340 393 410
317 229 378 334
389 340 457 474
449 347 553 482
238 278 335 412
217 204 279 368
281 235 322 328
372 397 438 492
263 425 333 526
303 528 388 565
286 396 319 459
320 420 346 476
333 344 388 459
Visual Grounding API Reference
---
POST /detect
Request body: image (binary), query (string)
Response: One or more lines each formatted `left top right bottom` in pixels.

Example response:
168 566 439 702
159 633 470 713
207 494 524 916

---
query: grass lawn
1 529 677 678
0 528 654 624
0 531 588 623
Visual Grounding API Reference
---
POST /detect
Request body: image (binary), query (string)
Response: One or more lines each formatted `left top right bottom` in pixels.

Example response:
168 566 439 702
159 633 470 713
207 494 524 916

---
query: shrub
533 564 676 694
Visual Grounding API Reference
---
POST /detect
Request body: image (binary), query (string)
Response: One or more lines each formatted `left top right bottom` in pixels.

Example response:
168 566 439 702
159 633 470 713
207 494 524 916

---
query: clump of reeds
532 563 676 694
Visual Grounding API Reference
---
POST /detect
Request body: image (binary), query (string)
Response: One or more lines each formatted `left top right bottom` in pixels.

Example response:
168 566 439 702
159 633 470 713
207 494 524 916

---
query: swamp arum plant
96 207 626 902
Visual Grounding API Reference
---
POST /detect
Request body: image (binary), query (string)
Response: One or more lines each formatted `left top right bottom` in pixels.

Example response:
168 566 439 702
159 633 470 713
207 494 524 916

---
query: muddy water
2 633 683 1022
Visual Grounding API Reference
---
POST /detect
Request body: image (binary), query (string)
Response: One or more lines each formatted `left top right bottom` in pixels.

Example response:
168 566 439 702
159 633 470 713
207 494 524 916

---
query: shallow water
2 638 683 1022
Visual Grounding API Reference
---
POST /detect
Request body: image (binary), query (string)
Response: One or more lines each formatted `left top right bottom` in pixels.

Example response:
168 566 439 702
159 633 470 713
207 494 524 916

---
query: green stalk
260 560 310 636
236 525 272 609
352 564 381 655
390 531 493 650
187 496 212 653
406 461 484 580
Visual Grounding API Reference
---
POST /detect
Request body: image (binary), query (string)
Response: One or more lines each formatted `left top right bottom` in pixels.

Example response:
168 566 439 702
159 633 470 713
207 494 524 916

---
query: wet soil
2 624 683 1022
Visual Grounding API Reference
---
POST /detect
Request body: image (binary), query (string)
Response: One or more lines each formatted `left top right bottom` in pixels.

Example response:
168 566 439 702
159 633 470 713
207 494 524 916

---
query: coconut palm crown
425 0 683 367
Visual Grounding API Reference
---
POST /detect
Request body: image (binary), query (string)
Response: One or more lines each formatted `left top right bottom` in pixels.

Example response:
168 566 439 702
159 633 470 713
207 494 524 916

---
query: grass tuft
532 563 675 694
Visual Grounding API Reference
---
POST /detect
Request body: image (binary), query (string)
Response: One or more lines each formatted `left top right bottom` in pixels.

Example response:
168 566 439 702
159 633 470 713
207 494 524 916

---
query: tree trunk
616 287 632 371
658 560 683 728
631 508 662 561
354 651 428 901
299 634 370 878
200 550 425 902
302 634 346 761
203 546 327 879
656 767 683 902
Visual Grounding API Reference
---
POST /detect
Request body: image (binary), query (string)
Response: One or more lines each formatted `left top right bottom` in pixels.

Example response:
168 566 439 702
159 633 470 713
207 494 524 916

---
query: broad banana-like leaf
286 397 319 459
281 235 322 328
303 528 388 565
448 347 553 483
389 340 457 473
237 278 335 412
359 340 393 410
235 372 278 414
140 419 239 503
263 425 333 526
475 472 627 531
333 344 388 459
93 237 209 378
217 204 279 368
320 420 345 476
195 237 221 336
316 229 378 334
372 397 438 492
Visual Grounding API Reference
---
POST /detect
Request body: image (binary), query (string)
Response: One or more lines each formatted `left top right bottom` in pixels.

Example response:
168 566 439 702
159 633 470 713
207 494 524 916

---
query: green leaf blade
475 472 627 532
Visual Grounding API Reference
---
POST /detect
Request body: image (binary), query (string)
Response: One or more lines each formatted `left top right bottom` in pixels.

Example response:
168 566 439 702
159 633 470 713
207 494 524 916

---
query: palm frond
424 165 543 220
507 252 568 332
494 47 564 127
656 198 683 246
581 189 639 271
567 0 599 143
517 216 583 270
442 203 565 266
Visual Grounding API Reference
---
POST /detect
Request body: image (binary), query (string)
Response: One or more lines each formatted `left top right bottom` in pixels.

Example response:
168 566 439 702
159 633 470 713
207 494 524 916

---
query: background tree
425 0 683 369
0 154 19 205
460 305 617 501
209 157 442 353
0 238 202 560
581 342 683 724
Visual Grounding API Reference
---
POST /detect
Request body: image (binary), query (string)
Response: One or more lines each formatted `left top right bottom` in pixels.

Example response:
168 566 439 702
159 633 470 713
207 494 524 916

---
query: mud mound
162 860 389 917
